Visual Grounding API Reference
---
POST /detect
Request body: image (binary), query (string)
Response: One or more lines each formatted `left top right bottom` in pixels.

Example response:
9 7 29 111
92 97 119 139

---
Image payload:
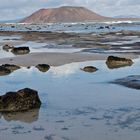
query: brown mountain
21 6 110 23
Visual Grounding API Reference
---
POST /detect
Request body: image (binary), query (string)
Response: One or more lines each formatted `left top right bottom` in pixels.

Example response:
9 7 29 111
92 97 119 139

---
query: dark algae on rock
11 46 30 55
0 88 41 112
106 56 133 69
36 64 50 72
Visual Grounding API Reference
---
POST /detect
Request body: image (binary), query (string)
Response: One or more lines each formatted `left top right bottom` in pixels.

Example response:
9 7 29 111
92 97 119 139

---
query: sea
0 20 140 33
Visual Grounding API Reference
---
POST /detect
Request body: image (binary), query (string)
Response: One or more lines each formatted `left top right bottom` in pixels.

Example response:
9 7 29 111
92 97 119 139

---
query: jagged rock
1 64 20 72
81 66 98 73
11 47 30 55
0 88 41 112
0 66 11 76
36 64 50 72
106 56 133 69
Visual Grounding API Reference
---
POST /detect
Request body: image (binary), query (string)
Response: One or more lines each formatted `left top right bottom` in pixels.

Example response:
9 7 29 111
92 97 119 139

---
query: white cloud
0 0 139 20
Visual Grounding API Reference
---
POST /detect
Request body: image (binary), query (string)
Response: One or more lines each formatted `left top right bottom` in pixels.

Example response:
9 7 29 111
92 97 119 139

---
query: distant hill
20 6 111 23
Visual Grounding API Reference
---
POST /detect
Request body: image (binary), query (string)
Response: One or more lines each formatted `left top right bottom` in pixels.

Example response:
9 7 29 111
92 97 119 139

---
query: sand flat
0 52 136 67
0 52 107 66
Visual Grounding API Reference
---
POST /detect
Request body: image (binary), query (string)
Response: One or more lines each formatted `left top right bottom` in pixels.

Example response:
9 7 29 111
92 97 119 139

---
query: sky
0 0 140 20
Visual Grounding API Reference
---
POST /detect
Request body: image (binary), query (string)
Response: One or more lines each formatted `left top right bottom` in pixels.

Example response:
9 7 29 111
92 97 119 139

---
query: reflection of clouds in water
49 60 105 77
17 41 47 50
17 41 83 53
50 63 81 77
10 67 36 76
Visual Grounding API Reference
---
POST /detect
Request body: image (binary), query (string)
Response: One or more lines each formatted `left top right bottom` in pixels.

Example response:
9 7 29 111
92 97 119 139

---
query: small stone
36 64 50 72
81 66 98 73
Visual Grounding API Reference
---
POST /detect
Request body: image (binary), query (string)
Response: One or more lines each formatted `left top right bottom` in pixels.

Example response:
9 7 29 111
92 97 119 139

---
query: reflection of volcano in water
0 108 40 123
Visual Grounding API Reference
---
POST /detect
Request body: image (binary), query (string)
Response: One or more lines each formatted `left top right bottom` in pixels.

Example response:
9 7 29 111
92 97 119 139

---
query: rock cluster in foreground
0 88 41 112
106 56 133 69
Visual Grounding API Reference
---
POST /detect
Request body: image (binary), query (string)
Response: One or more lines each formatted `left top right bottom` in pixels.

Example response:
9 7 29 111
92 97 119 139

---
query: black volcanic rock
0 88 41 112
11 47 30 55
36 64 50 72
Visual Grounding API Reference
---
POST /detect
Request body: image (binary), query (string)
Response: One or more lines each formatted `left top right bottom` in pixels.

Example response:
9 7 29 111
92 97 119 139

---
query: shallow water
1 58 140 140
0 35 85 59
1 32 140 59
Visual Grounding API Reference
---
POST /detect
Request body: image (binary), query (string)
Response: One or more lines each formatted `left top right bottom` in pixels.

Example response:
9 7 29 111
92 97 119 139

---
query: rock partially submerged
1 64 20 72
0 64 20 76
36 64 50 72
106 56 133 69
0 88 41 112
81 66 98 73
0 66 11 76
11 46 30 55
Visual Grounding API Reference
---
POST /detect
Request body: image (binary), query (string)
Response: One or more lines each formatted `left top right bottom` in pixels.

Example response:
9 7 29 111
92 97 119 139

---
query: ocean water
0 59 140 140
0 21 140 33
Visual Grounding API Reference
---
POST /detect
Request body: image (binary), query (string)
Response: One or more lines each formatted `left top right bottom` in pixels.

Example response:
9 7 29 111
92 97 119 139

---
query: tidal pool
0 59 140 140
0 37 85 59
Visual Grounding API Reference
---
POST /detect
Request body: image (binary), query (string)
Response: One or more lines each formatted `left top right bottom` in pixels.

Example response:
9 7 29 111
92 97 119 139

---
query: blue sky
0 0 139 20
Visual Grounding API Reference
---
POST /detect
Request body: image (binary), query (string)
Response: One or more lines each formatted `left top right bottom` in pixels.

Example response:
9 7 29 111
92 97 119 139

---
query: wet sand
0 52 136 67
0 30 139 67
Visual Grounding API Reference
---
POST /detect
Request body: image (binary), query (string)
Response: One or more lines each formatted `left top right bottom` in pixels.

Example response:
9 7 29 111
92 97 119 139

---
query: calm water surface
0 59 140 140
